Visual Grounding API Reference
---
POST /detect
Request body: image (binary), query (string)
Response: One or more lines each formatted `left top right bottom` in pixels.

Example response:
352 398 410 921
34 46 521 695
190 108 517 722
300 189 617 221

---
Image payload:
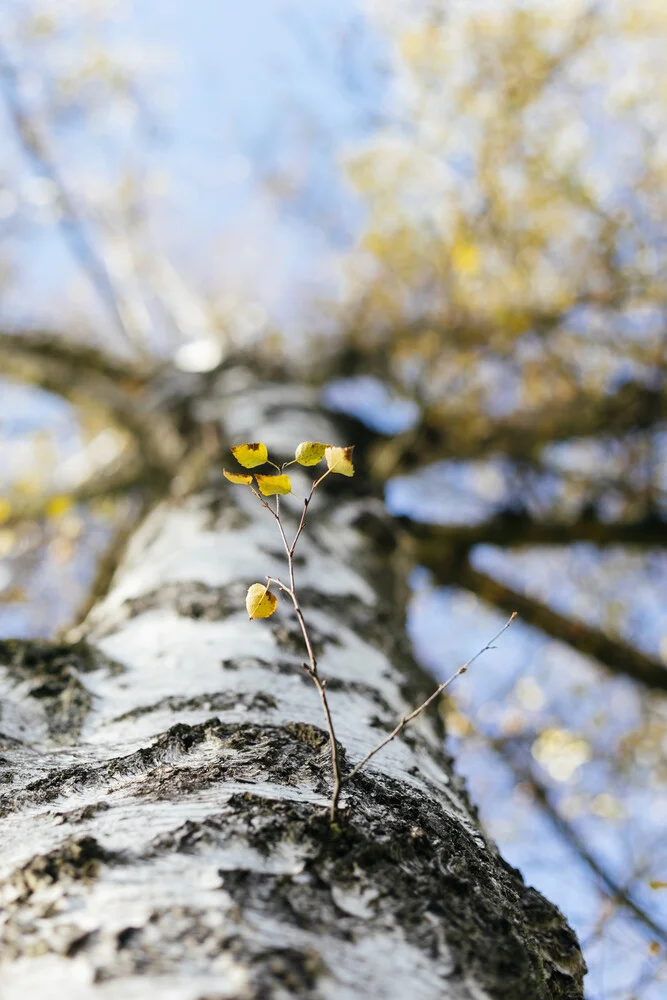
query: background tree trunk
0 367 585 999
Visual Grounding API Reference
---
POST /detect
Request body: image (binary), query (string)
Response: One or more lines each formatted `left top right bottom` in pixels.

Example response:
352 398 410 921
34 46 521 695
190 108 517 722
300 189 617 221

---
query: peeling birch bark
0 368 586 999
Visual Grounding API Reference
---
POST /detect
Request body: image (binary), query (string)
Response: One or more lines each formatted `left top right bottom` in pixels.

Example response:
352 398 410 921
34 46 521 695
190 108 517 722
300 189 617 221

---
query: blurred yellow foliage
45 495 73 519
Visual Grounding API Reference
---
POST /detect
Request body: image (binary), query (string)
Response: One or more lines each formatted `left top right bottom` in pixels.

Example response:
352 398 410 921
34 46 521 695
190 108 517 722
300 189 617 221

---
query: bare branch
0 329 154 383
344 614 517 785
370 380 667 477
405 512 667 555
0 48 148 353
0 330 183 484
492 737 667 944
0 463 145 528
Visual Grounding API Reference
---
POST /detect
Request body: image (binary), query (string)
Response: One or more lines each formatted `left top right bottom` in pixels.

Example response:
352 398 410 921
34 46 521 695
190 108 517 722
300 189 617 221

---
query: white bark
0 368 585 999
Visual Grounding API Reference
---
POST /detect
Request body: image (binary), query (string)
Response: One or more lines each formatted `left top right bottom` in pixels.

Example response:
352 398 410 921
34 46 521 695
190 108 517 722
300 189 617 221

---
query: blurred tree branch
404 512 667 552
413 551 667 694
0 329 184 486
0 462 145 529
490 734 667 945
0 46 149 354
371 380 667 477
0 329 154 384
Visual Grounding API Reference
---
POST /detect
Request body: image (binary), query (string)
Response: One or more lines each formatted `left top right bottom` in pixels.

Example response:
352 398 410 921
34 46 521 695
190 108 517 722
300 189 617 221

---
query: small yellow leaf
45 495 72 519
255 473 292 496
0 499 11 523
649 880 667 890
325 445 355 477
223 469 253 486
451 240 481 276
246 583 278 620
295 441 327 466
231 442 268 468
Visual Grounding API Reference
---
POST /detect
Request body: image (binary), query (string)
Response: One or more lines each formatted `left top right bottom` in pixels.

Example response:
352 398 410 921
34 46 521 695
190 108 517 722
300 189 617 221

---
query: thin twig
312 672 343 817
343 613 517 785
291 485 315 554
289 470 331 556
265 481 343 821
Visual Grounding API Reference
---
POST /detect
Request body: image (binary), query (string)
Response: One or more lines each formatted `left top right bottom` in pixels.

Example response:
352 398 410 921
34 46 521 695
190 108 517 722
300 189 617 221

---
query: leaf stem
250 456 510 822
267 486 343 821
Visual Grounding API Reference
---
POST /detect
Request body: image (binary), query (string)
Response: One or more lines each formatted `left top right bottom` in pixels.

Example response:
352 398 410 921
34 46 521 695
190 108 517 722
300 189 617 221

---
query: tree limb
0 330 183 483
0 329 154 383
0 49 146 353
371 380 667 476
416 553 667 694
0 462 146 528
491 736 667 944
405 512 667 553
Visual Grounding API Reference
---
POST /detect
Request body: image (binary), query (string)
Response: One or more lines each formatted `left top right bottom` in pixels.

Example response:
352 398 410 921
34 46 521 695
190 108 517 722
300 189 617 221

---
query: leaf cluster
224 440 354 619
224 440 354 501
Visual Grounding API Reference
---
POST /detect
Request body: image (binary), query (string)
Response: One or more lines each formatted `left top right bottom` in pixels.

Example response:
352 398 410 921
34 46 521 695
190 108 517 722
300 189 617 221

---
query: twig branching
224 442 349 820
262 475 343 820
224 440 516 823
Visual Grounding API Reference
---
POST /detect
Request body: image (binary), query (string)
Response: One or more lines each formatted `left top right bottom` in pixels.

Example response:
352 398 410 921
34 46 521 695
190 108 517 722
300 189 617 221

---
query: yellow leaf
45 495 72 519
231 442 268 468
255 474 292 496
451 241 481 276
649 880 667 890
295 441 327 466
0 498 11 523
223 469 253 486
246 583 278 620
325 445 355 477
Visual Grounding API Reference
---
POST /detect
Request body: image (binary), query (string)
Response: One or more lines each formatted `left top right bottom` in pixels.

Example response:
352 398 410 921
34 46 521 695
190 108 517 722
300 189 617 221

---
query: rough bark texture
0 368 586 999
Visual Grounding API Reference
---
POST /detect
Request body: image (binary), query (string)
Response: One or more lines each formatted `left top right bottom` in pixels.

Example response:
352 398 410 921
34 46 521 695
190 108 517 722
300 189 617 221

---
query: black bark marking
136 721 343 802
119 581 245 623
55 800 111 825
193 484 254 531
109 689 278 724
3 836 114 904
0 720 344 815
0 640 122 740
248 946 328 998
130 784 585 998
221 656 310 679
272 620 341 659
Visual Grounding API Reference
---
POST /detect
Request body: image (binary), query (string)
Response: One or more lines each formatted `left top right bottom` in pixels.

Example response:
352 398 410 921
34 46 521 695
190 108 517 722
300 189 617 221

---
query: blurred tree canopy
1 1 667 996
338 2 667 479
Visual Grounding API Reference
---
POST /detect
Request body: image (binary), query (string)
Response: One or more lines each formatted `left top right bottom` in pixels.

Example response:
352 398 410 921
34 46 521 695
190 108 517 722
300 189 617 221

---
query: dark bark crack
108 690 278 725
0 639 123 741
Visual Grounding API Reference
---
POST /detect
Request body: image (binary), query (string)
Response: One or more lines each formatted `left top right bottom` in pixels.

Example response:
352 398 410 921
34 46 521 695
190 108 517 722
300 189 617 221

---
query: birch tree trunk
0 367 585 1000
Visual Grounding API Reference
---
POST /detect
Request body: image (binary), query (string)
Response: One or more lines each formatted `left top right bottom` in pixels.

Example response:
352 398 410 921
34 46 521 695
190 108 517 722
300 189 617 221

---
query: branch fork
225 440 516 822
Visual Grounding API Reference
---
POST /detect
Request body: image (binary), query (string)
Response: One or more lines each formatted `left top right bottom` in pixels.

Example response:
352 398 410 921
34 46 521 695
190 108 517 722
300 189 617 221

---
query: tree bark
0 366 585 999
